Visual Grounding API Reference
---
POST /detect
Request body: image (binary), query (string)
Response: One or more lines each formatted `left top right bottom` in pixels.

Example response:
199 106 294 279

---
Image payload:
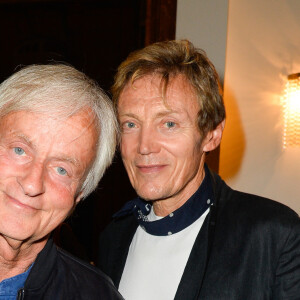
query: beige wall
176 0 300 214
220 0 300 214
176 0 228 81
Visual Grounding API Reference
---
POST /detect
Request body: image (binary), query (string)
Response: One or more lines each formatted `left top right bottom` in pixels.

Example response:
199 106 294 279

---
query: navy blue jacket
18 237 123 300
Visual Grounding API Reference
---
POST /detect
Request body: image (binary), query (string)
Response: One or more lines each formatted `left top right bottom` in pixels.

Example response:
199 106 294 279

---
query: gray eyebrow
16 133 36 149
55 155 80 167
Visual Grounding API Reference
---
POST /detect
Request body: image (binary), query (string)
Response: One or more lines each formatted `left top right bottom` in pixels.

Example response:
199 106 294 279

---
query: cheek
47 180 76 210
162 139 203 169
0 147 28 177
162 139 194 158
120 137 135 160
0 157 18 180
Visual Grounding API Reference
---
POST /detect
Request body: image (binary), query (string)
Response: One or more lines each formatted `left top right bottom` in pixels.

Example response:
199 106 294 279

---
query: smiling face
119 74 213 213
0 109 98 243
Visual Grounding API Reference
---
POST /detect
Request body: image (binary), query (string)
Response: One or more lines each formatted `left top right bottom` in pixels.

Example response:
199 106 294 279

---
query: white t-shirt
118 207 210 300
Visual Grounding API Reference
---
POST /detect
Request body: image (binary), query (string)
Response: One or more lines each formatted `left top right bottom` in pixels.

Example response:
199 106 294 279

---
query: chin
0 219 35 241
136 186 168 202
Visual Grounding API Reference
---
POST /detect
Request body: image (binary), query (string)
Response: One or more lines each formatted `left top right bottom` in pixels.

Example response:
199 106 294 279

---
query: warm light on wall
283 73 300 148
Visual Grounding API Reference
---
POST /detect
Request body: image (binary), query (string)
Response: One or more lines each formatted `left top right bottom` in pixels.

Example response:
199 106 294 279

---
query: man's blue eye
166 121 175 128
14 147 25 155
56 167 67 176
126 122 135 128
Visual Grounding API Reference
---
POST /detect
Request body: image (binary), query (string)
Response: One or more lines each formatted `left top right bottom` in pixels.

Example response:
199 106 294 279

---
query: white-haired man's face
0 109 97 244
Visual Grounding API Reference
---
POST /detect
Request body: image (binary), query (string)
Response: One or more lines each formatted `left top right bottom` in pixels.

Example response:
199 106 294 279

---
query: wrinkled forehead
118 73 199 112
0 95 99 129
2 96 83 117
1 106 98 132
125 72 194 94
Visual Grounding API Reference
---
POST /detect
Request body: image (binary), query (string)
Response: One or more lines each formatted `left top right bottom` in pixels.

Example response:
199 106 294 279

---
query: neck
153 197 188 217
0 235 48 281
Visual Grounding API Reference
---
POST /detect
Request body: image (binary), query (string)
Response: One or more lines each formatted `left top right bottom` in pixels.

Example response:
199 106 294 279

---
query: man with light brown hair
98 40 300 300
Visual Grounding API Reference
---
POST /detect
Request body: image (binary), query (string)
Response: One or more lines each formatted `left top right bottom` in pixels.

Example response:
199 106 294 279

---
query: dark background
0 0 177 263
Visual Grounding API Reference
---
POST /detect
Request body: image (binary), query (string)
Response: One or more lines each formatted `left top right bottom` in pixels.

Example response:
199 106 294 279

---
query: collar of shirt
114 164 214 236
0 263 33 299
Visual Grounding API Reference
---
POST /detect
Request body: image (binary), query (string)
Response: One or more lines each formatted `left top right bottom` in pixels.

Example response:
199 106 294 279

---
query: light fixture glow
283 73 300 148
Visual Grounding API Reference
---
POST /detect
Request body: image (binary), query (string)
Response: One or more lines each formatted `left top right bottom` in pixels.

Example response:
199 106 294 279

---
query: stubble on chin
136 183 170 202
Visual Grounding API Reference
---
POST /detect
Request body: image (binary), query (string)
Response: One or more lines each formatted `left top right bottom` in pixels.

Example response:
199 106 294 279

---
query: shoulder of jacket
211 173 299 227
102 213 138 236
56 247 114 283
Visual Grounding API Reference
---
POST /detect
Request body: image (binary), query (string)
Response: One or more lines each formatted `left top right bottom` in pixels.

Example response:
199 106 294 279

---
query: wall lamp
283 73 300 149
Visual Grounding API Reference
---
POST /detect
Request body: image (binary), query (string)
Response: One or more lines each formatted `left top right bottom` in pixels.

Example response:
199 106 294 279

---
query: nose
138 126 160 155
17 162 45 197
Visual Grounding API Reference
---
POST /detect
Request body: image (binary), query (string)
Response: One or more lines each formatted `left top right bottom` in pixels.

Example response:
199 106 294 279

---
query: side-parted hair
112 39 225 136
0 64 117 198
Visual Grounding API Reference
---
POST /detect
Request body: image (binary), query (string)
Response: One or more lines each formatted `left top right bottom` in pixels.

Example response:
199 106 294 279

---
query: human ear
75 193 82 204
203 120 225 152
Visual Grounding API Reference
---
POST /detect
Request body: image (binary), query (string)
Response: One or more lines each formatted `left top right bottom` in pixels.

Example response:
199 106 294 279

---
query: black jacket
18 237 123 300
98 172 300 299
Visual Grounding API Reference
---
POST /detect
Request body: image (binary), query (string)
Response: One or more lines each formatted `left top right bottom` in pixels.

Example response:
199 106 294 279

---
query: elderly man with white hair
0 65 123 299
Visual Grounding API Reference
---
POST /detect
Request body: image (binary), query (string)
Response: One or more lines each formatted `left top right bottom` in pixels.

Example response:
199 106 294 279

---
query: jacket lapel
174 170 218 300
174 211 211 300
112 216 138 288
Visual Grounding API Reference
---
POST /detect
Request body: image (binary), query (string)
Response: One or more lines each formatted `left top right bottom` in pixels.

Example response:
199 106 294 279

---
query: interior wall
176 0 300 214
176 0 228 82
219 0 300 214
176 0 228 173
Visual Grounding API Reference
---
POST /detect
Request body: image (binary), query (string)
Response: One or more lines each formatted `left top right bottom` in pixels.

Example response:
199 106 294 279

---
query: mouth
136 164 167 173
5 193 38 211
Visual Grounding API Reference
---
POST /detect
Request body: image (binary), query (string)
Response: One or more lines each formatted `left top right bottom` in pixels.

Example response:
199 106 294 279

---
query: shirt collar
0 263 33 298
114 164 214 236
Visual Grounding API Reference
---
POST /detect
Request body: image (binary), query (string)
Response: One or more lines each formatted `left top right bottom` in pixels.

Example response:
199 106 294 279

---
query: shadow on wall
219 86 246 179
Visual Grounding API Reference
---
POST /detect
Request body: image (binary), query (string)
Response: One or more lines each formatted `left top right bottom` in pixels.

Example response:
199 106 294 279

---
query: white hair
0 64 118 198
